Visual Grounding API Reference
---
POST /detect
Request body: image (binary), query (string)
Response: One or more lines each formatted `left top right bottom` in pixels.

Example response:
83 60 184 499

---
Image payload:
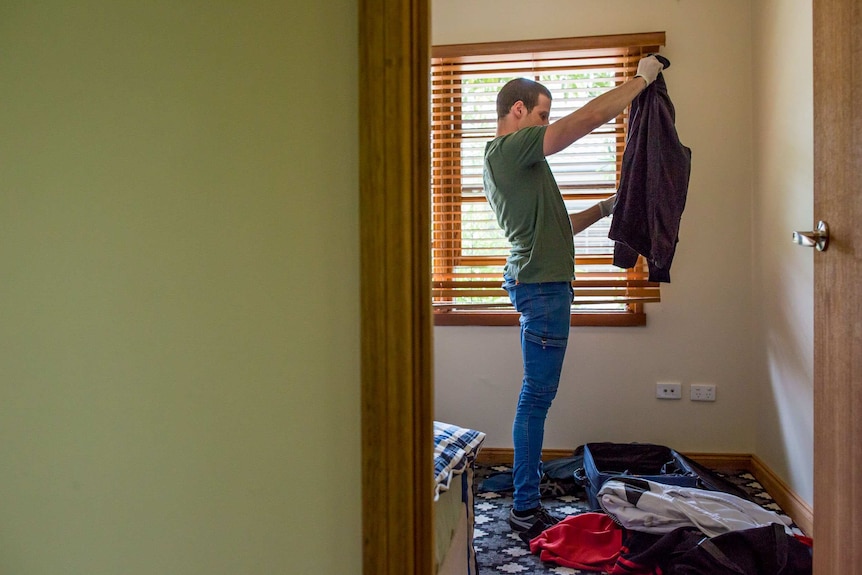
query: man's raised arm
543 55 664 157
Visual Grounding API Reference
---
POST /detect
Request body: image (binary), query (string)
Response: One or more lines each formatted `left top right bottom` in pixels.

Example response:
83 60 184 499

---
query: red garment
529 512 624 571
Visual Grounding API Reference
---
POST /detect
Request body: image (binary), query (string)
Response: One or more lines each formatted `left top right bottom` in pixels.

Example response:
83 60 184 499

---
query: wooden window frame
431 33 666 327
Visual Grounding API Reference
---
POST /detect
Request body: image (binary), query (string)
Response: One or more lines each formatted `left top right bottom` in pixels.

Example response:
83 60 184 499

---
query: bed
433 421 486 575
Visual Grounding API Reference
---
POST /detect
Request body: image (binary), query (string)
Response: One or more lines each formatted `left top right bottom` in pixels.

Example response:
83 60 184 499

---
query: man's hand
599 194 617 217
635 55 664 87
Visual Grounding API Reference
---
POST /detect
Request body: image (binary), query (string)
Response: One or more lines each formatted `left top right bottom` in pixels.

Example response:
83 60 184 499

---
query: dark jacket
608 56 691 283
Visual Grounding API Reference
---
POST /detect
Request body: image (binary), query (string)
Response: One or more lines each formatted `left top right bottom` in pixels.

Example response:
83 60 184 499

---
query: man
483 55 665 537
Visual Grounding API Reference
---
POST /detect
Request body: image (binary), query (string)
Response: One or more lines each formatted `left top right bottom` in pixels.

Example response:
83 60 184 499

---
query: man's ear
511 100 525 119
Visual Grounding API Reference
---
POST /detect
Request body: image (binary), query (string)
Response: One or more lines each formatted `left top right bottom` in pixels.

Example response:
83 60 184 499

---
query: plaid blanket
433 421 485 500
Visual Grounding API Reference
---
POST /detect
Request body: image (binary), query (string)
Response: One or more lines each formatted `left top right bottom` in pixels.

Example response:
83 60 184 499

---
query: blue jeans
503 275 573 511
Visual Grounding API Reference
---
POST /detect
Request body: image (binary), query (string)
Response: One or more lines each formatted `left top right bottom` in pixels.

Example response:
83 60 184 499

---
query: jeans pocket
523 329 568 350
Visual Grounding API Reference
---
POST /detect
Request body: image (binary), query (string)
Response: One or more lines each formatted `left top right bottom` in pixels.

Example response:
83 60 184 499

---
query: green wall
0 2 361 573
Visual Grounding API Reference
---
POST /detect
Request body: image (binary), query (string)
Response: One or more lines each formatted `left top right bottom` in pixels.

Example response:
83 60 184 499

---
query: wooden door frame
359 0 859 573
359 0 434 574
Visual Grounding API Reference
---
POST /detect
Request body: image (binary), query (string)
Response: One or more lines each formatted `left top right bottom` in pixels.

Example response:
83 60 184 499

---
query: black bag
669 523 812 574
574 442 751 511
539 446 585 497
478 447 586 497
618 524 812 575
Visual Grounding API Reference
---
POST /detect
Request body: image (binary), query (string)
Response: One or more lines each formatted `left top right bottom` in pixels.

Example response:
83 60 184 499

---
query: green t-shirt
484 125 574 283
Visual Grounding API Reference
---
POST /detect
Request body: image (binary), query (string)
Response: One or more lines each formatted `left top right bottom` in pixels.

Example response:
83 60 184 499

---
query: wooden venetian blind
431 32 665 327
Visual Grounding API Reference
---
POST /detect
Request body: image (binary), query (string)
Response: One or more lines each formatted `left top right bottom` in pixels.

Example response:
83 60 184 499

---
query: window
431 32 665 326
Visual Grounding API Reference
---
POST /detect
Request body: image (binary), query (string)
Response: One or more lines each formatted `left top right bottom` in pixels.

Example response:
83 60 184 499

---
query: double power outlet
656 381 716 402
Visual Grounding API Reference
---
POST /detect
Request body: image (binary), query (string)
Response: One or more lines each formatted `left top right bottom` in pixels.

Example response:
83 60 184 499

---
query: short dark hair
496 78 552 119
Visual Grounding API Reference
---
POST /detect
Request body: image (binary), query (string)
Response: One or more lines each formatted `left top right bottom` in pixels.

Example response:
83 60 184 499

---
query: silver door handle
792 220 829 251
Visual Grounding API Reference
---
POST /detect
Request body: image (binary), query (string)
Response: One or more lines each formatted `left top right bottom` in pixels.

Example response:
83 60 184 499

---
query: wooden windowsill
433 311 647 327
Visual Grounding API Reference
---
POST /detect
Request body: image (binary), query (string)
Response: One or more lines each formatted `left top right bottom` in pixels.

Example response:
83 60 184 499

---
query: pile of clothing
529 477 812 574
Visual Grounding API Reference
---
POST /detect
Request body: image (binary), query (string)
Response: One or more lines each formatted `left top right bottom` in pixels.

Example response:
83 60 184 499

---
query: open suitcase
574 442 751 510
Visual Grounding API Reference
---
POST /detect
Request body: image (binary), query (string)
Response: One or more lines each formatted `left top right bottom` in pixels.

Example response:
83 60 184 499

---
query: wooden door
812 0 862 571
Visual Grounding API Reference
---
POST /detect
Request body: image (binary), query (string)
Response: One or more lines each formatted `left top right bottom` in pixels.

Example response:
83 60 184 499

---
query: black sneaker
508 506 563 543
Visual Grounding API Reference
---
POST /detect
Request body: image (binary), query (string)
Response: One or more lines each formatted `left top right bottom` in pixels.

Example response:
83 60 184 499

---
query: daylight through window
431 33 665 326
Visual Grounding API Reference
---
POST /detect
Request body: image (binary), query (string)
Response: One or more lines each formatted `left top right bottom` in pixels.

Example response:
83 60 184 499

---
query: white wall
0 2 362 573
433 0 816 505
751 0 814 504
433 0 758 453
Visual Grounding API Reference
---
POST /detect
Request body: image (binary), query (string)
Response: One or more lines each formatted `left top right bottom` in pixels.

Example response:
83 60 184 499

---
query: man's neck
496 117 518 137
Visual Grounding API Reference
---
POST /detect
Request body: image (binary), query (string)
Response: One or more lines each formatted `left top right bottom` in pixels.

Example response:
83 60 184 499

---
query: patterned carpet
471 461 799 575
